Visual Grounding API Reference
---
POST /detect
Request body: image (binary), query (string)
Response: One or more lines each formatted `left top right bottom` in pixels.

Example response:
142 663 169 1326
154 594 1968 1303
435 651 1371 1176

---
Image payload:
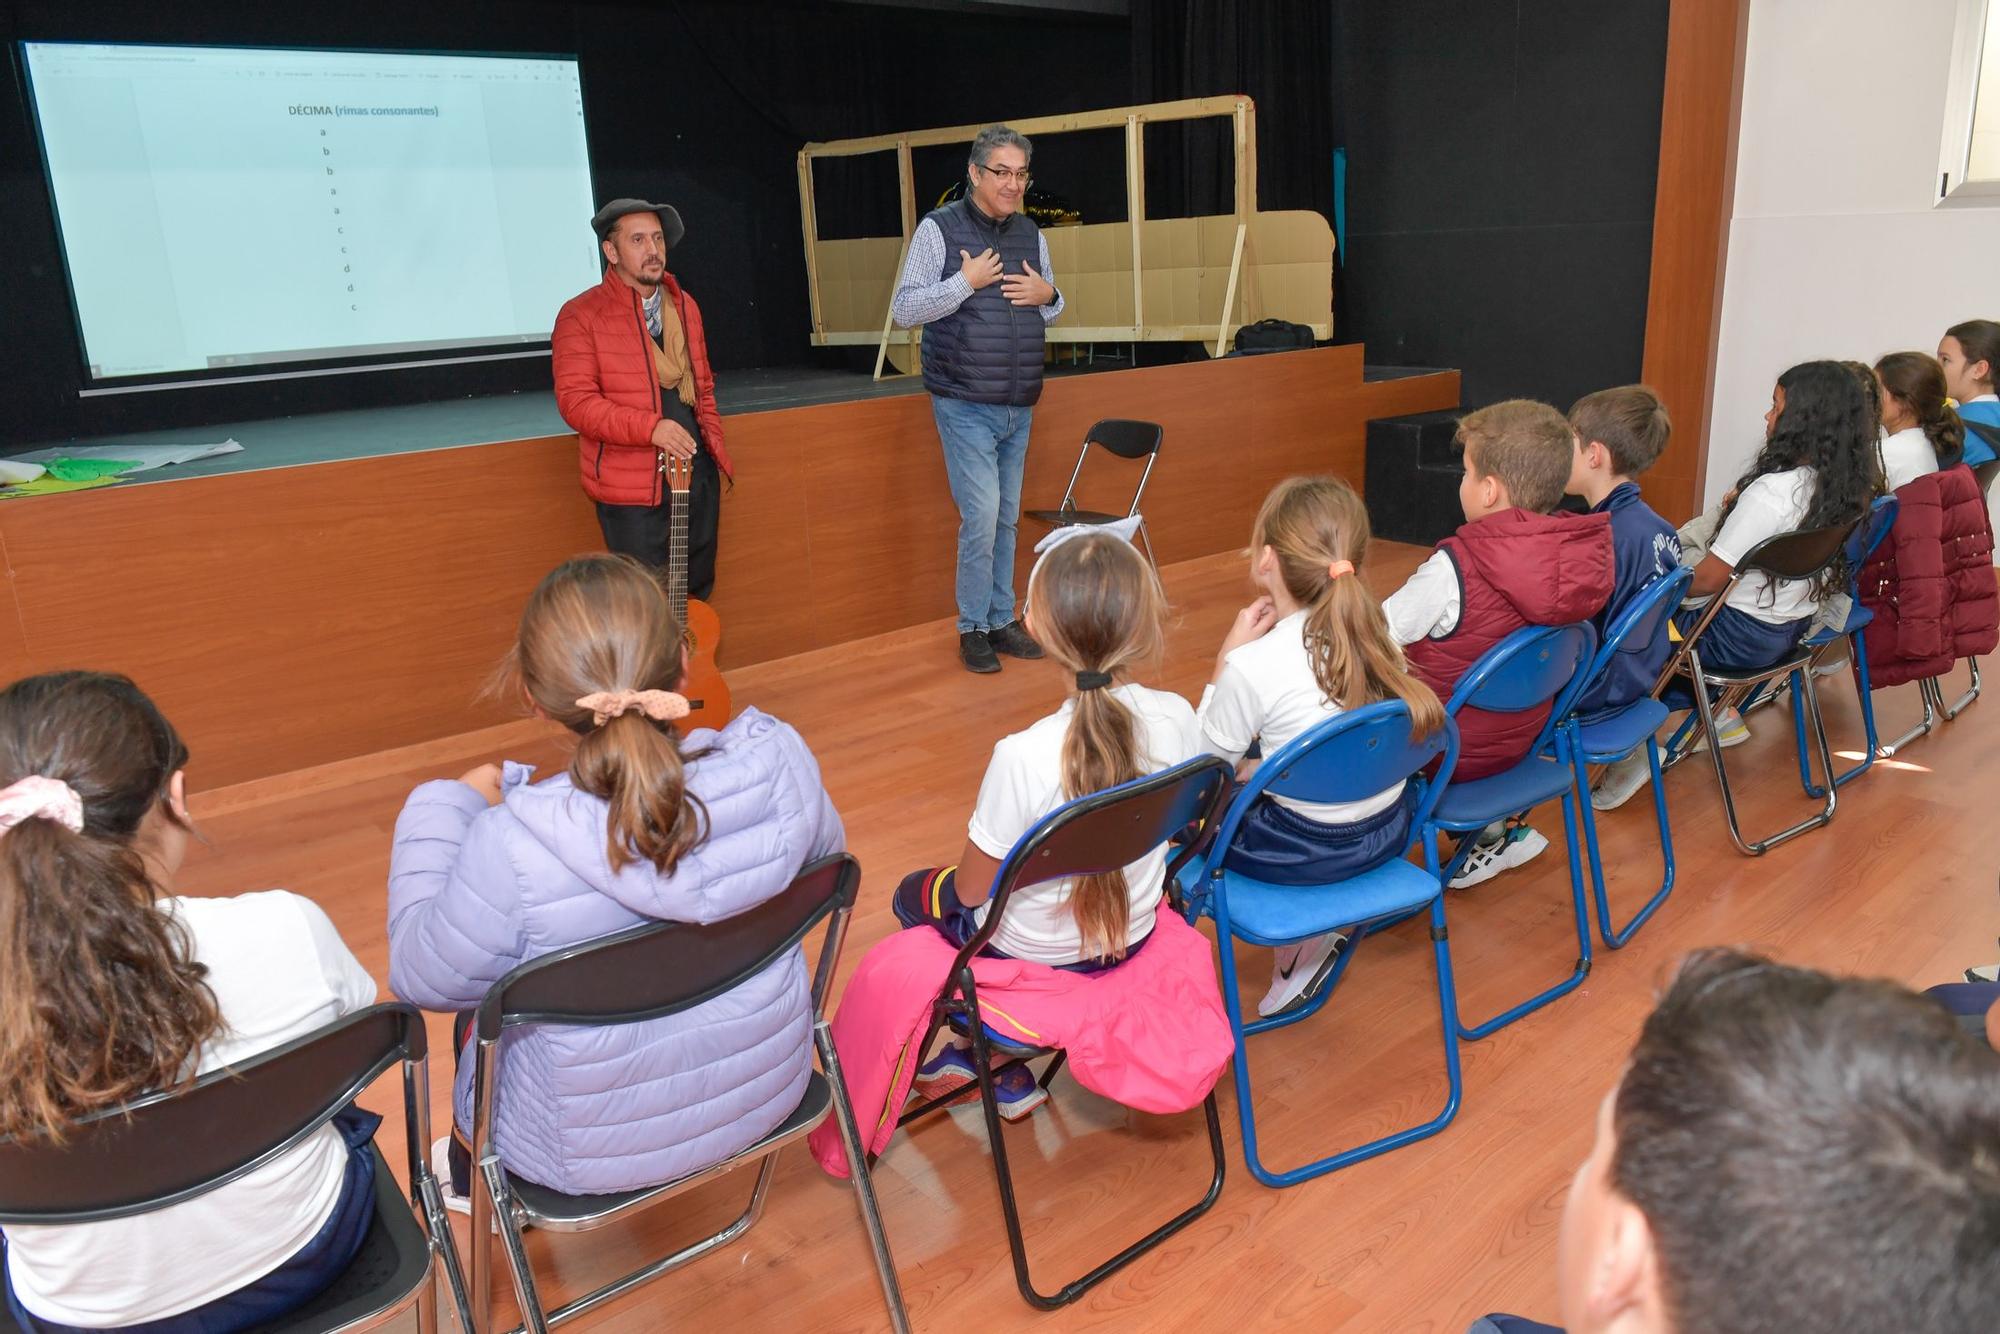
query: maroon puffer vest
1405 508 1615 781
1859 464 1999 687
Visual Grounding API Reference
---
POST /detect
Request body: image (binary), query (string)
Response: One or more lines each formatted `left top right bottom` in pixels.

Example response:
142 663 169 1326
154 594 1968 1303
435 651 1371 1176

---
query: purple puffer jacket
387 708 842 1195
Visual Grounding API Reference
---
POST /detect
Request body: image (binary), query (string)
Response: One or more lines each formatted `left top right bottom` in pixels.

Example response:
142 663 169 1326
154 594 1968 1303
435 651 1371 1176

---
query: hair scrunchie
0 776 85 835
1075 670 1114 691
575 690 692 727
1327 559 1356 579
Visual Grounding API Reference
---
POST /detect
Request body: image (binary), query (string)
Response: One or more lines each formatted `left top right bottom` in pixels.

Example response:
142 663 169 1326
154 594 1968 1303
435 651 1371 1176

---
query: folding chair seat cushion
1574 698 1670 759
1431 754 1575 829
256 1143 435 1334
507 1075 833 1226
1181 848 1441 944
1024 506 1130 527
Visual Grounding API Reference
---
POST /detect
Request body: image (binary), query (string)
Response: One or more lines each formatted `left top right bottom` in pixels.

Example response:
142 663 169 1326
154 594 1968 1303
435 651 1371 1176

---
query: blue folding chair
1173 701 1460 1187
1428 623 1599 1040
1792 494 1898 794
1563 567 1691 949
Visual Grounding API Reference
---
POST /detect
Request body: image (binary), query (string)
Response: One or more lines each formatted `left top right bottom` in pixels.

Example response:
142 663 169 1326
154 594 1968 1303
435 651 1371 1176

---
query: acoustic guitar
664 452 732 732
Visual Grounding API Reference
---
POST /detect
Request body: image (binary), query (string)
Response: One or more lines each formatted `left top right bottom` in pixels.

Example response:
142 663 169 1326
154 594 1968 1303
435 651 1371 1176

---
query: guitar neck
667 479 690 624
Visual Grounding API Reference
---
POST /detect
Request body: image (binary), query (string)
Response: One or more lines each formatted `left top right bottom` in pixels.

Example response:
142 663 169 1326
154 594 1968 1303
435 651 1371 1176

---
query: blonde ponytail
1027 533 1167 963
1256 478 1446 739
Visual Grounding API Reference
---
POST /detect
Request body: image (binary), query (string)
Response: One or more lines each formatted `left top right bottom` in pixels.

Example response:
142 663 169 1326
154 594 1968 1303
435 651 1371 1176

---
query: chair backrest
1446 622 1598 716
1734 518 1861 580
0 1002 422 1225
1085 419 1164 461
1205 701 1459 871
1849 494 1898 574
1575 566 1693 702
478 853 861 1041
953 756 1233 967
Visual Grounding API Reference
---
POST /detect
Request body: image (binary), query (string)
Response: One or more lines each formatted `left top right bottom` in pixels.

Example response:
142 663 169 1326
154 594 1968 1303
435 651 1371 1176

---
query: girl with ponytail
389 554 843 1198
0 672 379 1332
1197 477 1444 1017
1875 351 1964 488
895 527 1202 1119
1939 318 2000 483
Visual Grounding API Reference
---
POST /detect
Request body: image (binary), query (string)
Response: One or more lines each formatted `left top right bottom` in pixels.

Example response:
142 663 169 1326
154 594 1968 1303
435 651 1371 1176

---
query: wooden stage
0 345 1455 789
178 541 1994 1334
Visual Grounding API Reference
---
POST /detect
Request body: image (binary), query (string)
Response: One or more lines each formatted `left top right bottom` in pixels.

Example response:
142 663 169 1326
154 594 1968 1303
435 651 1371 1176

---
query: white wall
1706 0 2000 509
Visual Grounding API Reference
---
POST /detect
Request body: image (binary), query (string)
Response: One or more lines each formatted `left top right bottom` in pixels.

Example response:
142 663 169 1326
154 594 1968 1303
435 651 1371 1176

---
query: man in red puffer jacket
552 199 733 599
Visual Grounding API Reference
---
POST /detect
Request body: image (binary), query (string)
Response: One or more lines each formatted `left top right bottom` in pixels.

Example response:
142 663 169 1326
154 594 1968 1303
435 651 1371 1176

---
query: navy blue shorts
1220 783 1416 887
1926 981 1998 1039
891 866 1141 974
4 1108 381 1334
1663 603 1809 708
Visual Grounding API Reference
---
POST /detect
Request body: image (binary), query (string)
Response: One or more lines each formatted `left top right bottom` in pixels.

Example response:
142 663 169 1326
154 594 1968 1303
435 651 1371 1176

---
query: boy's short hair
1568 385 1672 477
1457 399 1574 513
1615 948 2000 1333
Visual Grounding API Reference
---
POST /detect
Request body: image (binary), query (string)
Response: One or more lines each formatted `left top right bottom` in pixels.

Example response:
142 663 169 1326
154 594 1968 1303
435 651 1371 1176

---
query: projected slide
22 43 601 382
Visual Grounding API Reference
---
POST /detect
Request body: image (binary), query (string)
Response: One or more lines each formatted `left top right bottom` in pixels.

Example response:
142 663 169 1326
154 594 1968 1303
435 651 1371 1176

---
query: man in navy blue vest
892 125 1065 674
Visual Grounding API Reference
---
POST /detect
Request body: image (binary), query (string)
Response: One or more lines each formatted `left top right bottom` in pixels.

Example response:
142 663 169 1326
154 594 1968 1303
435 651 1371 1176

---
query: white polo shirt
1197 610 1406 825
1879 425 1939 493
1709 467 1818 624
967 684 1201 965
4 891 377 1327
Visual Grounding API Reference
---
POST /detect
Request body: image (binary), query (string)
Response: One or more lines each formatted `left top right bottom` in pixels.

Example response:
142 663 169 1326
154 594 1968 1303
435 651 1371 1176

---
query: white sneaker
1592 750 1654 811
1258 932 1347 1017
1812 652 1849 678
431 1136 472 1217
1966 962 2000 984
1449 825 1549 889
1690 706 1749 752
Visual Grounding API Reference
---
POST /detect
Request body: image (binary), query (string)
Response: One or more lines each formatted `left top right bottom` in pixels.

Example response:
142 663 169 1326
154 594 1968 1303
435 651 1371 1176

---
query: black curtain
1131 0 1334 220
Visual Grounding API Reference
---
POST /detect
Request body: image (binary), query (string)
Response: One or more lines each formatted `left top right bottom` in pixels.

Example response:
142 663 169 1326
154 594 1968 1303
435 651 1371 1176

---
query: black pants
596 448 720 600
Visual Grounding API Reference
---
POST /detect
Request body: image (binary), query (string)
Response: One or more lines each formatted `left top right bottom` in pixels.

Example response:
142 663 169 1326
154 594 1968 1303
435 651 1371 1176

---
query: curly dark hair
1720 360 1881 599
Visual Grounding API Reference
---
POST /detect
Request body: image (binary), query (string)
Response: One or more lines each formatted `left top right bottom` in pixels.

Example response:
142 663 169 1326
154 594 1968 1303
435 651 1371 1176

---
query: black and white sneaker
1966 962 1999 984
1258 932 1347 1016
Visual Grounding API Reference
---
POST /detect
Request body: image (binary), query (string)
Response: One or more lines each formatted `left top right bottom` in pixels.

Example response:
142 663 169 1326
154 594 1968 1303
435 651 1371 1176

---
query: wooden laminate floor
178 542 1995 1333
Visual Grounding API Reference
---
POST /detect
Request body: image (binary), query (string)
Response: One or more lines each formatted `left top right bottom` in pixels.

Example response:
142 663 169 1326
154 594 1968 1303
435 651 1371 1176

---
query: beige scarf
648 292 698 409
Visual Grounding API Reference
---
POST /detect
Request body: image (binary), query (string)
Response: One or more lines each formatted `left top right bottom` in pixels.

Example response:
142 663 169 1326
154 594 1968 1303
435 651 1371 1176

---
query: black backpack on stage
1230 319 1316 356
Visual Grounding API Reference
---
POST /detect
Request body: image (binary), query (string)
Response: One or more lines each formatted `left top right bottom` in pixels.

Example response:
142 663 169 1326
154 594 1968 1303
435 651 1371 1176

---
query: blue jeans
932 396 1033 633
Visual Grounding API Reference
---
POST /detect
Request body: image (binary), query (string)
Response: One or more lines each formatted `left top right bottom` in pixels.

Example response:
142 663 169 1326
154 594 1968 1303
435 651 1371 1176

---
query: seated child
1596 361 1878 808
389 554 843 1199
1940 317 2000 482
1472 948 2000 1333
1383 400 1614 887
1564 386 1682 718
0 672 379 1332
1198 475 1446 1016
898 526 1201 1118
1875 351 1963 490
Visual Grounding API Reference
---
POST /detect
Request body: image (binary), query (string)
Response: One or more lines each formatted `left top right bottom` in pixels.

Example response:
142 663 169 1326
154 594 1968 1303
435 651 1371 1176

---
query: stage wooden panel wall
0 347 1456 789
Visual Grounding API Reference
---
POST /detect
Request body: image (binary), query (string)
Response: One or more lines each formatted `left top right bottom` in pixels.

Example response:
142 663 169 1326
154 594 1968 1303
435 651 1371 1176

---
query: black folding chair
1657 520 1861 855
0 1002 467 1334
896 755 1235 1309
464 853 907 1334
1023 418 1164 564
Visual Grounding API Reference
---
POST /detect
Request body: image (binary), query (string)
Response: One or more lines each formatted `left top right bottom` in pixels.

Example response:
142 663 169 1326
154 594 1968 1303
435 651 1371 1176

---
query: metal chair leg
1940 657 1982 719
483 1161 548 1334
815 1022 912 1334
1880 678 1939 756
1711 668 1839 856
964 987 1223 1307
1577 734 1674 948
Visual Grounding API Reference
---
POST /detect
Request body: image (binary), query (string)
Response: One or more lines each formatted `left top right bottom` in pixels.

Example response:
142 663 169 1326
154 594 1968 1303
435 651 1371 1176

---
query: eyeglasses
975 162 1033 187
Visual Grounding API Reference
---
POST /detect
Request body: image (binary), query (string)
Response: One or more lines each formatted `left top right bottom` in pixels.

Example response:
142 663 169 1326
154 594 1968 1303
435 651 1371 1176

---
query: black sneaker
988 621 1044 659
960 630 1001 674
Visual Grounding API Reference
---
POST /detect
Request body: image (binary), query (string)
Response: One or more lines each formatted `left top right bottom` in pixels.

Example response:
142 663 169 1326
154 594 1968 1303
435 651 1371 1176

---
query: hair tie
0 776 84 835
575 690 692 727
1327 559 1356 580
1075 670 1113 692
